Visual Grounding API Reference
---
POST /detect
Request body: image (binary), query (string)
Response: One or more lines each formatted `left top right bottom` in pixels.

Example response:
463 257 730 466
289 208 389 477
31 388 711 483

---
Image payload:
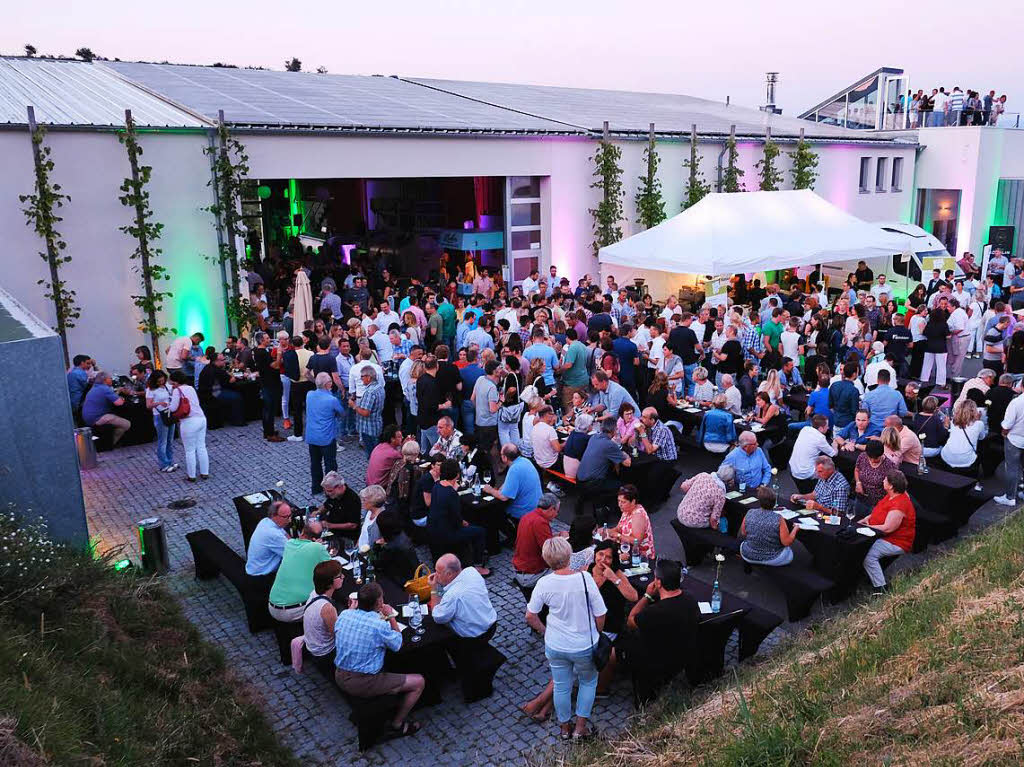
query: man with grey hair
352 366 385 459
511 492 564 589
677 463 735 529
245 500 292 576
428 553 497 640
318 471 361 538
429 415 464 461
306 372 344 495
721 431 772 489
482 443 542 522
720 373 742 415
790 454 851 517
81 369 130 445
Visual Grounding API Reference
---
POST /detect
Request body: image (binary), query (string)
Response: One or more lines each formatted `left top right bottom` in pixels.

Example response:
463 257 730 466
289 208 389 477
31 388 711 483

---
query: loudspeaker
989 225 1015 252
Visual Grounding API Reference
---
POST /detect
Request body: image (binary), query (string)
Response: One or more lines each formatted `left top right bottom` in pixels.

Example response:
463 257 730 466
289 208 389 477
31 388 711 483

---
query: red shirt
512 510 552 574
366 443 401 488
867 492 915 552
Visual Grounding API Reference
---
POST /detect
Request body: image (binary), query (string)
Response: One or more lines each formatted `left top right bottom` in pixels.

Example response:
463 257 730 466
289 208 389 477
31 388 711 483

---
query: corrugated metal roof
0 58 209 128
407 78 896 141
104 61 581 134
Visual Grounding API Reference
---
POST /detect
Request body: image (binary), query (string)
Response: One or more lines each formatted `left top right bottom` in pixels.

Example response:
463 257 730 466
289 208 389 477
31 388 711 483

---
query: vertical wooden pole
26 106 70 367
124 109 163 368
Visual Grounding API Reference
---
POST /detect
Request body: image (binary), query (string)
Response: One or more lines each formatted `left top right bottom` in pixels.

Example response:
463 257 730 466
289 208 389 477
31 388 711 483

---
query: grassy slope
0 545 298 766
563 510 1024 767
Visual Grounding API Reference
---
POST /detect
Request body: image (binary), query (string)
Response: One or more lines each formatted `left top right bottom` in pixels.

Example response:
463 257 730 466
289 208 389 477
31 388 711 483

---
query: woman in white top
940 400 987 488
758 369 783 405
356 485 387 549
518 393 542 457
168 370 208 481
526 537 606 740
145 369 177 473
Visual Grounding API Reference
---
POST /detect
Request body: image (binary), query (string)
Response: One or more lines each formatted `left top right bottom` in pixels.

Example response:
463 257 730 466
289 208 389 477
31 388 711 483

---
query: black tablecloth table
458 490 508 554
113 398 156 446
235 379 263 422
233 489 285 552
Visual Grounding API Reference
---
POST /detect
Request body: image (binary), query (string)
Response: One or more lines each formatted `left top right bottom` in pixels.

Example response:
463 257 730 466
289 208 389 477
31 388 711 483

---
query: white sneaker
287 435 303 442
994 495 1017 507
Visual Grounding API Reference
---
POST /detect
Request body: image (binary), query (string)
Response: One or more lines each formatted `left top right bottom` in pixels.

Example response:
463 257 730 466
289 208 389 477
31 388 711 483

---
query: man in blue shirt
67 354 94 414
305 372 344 495
576 417 632 517
465 316 495 352
828 361 862 428
779 357 804 391
455 312 477 352
428 553 497 639
587 370 638 417
860 369 907 430
334 582 425 736
611 324 639 396
722 432 773 488
81 370 131 445
523 329 559 387
458 349 485 435
482 444 542 521
834 409 882 451
245 500 292 576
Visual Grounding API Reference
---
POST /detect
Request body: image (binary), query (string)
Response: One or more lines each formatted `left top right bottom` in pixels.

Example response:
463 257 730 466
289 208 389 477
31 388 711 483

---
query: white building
3 57 1016 362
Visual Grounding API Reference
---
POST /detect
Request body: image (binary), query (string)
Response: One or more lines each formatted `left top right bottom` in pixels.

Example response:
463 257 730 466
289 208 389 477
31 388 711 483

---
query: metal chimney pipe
765 72 779 109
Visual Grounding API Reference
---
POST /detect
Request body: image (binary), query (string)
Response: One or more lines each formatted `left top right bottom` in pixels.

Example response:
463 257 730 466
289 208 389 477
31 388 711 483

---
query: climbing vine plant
722 133 745 193
204 122 255 332
589 137 625 256
756 136 784 191
788 136 820 190
682 138 711 209
119 112 174 367
20 125 79 365
634 141 666 229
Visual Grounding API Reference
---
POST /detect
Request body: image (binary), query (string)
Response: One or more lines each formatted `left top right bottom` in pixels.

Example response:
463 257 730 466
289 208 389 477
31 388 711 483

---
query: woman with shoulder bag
146 370 178 473
169 370 209 482
525 537 607 741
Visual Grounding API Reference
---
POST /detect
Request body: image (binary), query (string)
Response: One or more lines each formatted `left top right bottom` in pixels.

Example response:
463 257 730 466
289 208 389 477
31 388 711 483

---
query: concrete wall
0 129 223 370
0 294 88 547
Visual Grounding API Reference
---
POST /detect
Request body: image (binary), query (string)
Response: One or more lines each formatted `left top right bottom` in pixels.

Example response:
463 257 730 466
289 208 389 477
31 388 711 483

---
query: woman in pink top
608 485 655 560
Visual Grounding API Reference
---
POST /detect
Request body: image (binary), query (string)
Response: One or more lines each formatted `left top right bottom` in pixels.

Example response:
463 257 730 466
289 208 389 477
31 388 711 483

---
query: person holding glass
145 369 177 473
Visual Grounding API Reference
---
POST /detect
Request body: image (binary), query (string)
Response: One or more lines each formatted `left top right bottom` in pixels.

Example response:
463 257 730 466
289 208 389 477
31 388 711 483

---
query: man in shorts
334 582 425 738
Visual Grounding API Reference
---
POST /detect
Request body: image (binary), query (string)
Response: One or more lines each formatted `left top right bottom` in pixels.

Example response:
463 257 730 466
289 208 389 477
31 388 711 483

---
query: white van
818 222 960 300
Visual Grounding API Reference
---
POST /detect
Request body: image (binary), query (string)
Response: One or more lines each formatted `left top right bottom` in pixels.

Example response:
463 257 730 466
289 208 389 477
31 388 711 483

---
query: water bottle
631 537 641 568
711 579 722 614
473 473 481 497
409 594 423 631
918 452 929 474
353 557 362 583
718 516 728 534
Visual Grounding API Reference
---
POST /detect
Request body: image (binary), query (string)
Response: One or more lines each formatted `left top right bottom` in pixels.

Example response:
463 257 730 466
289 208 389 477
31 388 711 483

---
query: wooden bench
670 519 741 567
185 529 273 633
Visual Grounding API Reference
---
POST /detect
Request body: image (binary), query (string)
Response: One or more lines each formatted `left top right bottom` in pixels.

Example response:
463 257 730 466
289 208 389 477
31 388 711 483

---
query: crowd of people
902 87 1010 127
66 242 1024 740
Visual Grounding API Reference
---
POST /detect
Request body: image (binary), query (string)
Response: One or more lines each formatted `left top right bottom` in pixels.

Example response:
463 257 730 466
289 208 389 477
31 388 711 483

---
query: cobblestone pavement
80 385 1011 765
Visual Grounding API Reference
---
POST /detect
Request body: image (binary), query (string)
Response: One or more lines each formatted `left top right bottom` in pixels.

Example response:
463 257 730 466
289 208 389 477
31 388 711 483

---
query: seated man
860 369 907 431
576 416 633 508
481 444 542 522
834 409 881 452
428 553 498 641
721 431 772 489
458 434 492 478
676 464 735 530
635 407 680 503
81 370 131 445
429 459 490 575
245 500 292 577
197 352 245 426
334 582 425 738
790 456 851 517
615 559 700 698
511 493 563 590
318 471 361 540
367 425 404 487
374 511 420 582
429 415 464 461
787 415 837 494
858 470 915 594
268 517 328 622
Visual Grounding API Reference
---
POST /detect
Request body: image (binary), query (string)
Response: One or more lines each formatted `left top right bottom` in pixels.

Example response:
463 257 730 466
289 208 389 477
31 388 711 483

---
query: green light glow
113 559 132 571
288 179 301 237
175 257 213 337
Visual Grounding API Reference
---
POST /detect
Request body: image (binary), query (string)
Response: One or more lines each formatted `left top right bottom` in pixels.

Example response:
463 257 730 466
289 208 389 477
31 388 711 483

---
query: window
875 158 889 192
891 157 904 191
859 157 871 193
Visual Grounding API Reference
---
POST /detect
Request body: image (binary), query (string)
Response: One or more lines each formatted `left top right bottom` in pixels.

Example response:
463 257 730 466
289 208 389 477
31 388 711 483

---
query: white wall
0 129 222 369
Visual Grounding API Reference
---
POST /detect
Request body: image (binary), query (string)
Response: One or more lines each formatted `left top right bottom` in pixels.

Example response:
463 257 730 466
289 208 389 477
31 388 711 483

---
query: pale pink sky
5 0 1022 114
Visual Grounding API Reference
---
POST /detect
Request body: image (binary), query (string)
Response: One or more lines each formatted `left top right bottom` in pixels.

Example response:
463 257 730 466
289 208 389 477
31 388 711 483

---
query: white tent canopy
598 190 911 280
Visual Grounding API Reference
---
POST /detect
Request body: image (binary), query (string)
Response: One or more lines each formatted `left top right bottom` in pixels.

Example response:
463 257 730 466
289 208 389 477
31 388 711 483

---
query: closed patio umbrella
292 269 313 333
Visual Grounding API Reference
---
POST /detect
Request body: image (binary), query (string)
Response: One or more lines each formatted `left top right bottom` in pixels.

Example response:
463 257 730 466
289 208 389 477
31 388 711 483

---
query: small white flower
276 480 285 487
771 468 778 475
715 553 726 563
918 433 927 440
359 544 370 553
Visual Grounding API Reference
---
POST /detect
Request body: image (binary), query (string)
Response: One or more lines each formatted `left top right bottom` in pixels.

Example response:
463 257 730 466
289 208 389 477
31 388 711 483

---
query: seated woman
646 372 683 431
606 484 655 561
616 402 641 446
568 515 597 571
561 413 594 480
858 470 915 594
757 369 783 406
740 486 798 567
696 394 737 454
687 366 715 405
752 391 787 451
677 464 735 530
854 439 896 517
911 396 949 458
591 540 639 696
410 454 444 528
374 510 420 582
299 560 343 677
356 485 388 550
562 389 589 427
386 439 423 506
939 399 987 490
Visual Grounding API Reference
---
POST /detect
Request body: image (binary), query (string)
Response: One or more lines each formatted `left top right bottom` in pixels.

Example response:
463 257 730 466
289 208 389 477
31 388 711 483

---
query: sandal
386 720 421 739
